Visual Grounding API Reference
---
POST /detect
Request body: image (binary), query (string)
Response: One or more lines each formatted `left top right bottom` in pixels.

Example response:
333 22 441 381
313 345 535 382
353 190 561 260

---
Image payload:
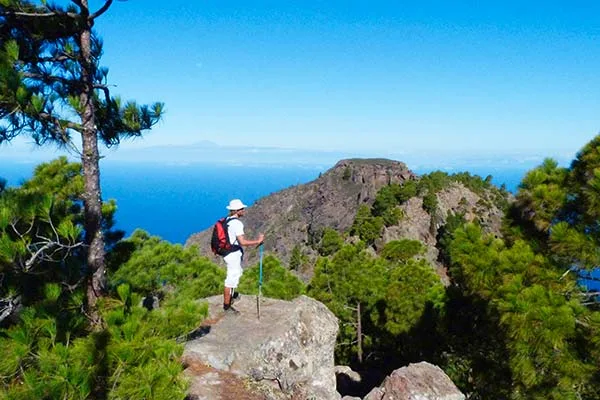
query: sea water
1 161 526 244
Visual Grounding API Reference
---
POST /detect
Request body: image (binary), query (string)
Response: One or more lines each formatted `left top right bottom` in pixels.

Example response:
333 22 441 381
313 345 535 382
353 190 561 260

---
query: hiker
222 199 264 314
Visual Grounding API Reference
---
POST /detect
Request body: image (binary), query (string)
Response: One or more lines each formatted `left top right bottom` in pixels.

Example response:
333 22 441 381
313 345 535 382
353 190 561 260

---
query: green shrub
289 245 304 270
238 255 305 300
319 228 344 256
422 192 438 214
372 184 401 216
381 207 404 226
380 239 425 263
0 282 201 400
351 205 384 245
109 230 224 298
396 180 418 203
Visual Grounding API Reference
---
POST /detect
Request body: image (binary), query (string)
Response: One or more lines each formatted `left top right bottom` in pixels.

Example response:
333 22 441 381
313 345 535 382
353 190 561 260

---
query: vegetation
350 204 384 245
0 168 214 398
312 138 600 399
238 254 306 300
288 244 304 270
318 227 344 256
308 242 444 367
309 243 388 364
0 0 163 323
380 239 425 263
354 169 508 249
109 230 224 300
0 158 120 323
438 136 600 399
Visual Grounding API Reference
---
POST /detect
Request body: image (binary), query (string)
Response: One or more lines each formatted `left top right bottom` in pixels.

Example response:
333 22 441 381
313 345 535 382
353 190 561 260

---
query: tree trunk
79 1 106 327
357 301 363 363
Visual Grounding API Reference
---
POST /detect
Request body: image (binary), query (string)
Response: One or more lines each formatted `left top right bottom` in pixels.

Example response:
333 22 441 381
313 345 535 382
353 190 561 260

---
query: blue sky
2 0 600 165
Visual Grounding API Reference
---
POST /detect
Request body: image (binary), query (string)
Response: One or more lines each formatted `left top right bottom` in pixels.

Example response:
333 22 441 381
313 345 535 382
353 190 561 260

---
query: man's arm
236 233 264 247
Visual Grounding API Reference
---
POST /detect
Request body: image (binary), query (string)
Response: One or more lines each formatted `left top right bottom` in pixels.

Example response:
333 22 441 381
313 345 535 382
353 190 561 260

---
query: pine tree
0 0 163 325
448 223 599 399
289 244 303 270
318 227 343 256
238 254 305 300
0 157 121 324
308 244 387 364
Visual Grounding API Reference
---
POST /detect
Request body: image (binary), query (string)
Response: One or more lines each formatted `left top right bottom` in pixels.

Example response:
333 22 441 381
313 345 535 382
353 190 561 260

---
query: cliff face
185 158 510 280
185 159 416 264
382 181 507 283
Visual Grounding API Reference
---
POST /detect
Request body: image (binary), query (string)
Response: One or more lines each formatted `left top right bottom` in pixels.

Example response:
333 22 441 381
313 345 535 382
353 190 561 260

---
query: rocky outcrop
182 296 466 400
183 295 340 400
363 362 465 400
185 159 510 283
381 182 506 283
185 159 416 269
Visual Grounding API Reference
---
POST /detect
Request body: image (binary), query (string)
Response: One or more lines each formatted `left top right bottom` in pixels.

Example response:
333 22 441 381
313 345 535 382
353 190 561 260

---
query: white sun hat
226 199 248 211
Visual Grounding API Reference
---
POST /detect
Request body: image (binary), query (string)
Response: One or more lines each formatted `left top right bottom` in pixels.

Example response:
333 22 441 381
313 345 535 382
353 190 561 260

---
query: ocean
1 161 527 244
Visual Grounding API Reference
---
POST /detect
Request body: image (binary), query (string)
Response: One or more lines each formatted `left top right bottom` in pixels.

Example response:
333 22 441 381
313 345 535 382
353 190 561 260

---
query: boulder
183 295 340 400
364 362 465 400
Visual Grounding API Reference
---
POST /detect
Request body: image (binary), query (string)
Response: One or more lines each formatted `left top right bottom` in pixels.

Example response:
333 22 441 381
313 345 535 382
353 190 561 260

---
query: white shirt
227 218 244 247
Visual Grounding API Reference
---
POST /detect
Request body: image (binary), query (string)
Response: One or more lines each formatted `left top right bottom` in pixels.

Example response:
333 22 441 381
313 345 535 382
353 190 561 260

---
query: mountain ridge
185 158 509 280
185 158 415 266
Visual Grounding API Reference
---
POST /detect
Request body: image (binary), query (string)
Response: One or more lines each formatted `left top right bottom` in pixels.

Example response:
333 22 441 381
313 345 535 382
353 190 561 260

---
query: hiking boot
223 305 240 315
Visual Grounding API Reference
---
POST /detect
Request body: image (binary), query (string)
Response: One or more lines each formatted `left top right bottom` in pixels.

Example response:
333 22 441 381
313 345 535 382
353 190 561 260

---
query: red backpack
210 217 241 256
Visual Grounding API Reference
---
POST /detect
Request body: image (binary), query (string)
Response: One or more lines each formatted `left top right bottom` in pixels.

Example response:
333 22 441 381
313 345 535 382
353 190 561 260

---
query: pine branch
71 0 85 10
336 339 359 346
559 268 571 280
24 238 84 272
38 112 83 133
24 242 54 271
94 84 111 99
1 10 79 19
89 0 113 20
575 318 591 328
62 278 84 292
0 296 20 323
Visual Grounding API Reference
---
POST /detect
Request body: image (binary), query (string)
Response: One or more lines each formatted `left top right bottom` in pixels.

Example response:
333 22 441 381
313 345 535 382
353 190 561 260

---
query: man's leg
223 251 243 313
223 286 232 308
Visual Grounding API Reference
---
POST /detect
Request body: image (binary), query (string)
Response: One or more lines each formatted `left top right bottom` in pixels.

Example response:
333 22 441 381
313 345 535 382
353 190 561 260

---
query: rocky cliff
185 158 509 280
186 159 415 264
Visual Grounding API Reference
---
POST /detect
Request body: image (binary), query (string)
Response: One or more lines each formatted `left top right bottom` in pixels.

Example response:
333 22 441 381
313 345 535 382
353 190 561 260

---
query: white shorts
224 250 243 288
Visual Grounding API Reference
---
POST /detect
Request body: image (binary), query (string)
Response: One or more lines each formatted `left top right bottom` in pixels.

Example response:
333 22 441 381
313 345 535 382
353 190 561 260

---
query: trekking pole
257 243 263 320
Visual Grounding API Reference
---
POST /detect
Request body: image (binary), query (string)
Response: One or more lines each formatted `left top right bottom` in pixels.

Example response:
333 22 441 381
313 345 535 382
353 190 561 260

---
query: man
223 198 264 314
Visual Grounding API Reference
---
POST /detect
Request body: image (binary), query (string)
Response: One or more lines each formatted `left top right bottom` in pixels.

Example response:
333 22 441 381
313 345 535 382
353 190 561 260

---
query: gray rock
363 362 465 400
183 295 341 400
335 365 362 383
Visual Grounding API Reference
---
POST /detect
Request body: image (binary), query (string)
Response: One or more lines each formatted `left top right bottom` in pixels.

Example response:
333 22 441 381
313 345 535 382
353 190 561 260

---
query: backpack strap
224 216 243 255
